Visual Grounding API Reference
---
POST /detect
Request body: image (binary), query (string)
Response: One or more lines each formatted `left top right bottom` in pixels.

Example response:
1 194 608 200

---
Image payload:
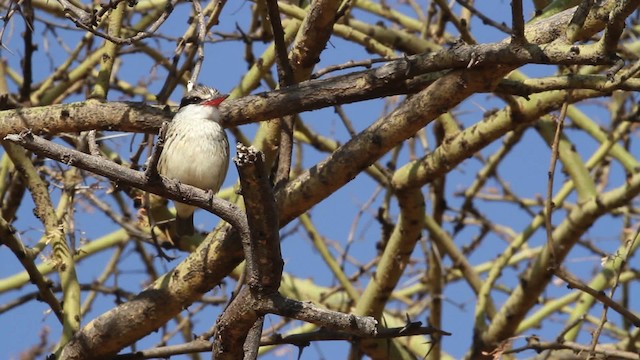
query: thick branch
213 287 257 360
0 40 618 139
353 187 425 358
213 144 282 359
235 144 282 290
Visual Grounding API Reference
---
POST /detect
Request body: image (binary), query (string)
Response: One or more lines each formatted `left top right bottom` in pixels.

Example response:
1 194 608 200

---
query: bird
157 84 230 238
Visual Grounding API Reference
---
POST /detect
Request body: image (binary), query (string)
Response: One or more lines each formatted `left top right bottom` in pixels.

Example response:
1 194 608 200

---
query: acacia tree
1 0 639 359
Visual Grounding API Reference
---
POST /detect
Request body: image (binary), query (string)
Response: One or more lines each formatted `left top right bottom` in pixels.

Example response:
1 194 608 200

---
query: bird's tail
176 213 195 237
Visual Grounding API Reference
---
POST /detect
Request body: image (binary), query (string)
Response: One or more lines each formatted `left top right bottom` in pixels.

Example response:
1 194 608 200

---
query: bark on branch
0 37 619 139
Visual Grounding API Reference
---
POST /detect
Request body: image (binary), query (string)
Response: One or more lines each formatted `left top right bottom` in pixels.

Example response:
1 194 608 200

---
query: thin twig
544 100 569 267
554 267 640 328
265 0 295 190
0 0 19 54
0 216 64 323
61 0 179 45
19 0 34 103
311 57 400 79
189 0 206 84
454 0 512 34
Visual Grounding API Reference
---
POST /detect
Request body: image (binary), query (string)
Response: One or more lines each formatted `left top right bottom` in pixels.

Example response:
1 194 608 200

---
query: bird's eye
179 96 202 108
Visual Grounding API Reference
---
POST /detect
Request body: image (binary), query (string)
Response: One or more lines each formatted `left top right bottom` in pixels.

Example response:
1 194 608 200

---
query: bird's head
177 84 228 121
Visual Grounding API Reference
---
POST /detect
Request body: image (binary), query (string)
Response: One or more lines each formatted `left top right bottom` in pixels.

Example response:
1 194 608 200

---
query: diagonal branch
0 38 619 138
554 267 640 328
3 132 248 233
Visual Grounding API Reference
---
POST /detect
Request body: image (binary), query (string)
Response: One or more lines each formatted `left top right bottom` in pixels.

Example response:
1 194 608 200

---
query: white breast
158 105 230 193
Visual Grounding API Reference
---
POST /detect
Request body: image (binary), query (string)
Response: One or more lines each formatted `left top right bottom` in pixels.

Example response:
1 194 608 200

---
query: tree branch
0 39 619 138
3 131 248 233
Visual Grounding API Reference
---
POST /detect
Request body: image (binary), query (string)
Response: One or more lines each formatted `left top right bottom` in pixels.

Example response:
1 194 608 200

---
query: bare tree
1 0 639 359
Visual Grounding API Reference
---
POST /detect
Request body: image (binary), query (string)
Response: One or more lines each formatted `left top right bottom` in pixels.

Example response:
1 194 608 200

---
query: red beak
201 95 228 107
